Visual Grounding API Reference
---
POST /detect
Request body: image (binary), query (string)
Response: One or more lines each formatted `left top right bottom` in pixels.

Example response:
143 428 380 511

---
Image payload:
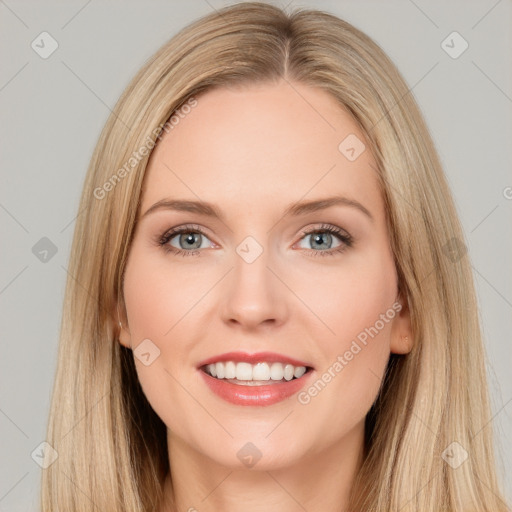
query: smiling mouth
200 361 313 385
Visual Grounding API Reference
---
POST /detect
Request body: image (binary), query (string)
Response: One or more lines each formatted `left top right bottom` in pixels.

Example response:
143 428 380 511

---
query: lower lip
198 368 314 406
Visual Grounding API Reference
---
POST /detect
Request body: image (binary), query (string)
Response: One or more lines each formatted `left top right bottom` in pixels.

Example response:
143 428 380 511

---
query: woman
41 2 510 511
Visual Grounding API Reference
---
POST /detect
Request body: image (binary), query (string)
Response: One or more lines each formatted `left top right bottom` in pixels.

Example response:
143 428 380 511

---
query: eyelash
156 223 353 258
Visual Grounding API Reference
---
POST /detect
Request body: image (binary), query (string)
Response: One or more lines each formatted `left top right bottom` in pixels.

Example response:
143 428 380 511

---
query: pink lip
196 351 312 369
198 368 314 406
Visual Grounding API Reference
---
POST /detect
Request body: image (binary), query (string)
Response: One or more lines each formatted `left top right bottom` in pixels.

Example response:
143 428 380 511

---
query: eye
295 224 353 257
157 223 353 258
158 224 214 257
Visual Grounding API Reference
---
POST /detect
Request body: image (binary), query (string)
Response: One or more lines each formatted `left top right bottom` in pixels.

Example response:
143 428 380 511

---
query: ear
113 300 132 349
389 292 414 355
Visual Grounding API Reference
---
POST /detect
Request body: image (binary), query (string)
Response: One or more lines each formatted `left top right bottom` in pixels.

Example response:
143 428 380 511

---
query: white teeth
294 366 306 378
235 362 252 380
224 361 236 379
204 361 309 381
270 362 284 380
252 362 270 380
215 362 225 379
283 364 294 381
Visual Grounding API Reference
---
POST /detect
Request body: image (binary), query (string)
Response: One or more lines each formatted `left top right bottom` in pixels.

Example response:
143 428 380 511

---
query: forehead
140 80 382 220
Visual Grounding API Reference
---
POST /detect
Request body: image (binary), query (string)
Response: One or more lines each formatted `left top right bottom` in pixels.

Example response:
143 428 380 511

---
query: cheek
296 249 397 406
122 246 203 341
329 269 397 353
121 245 214 390
121 249 199 438
298 247 398 351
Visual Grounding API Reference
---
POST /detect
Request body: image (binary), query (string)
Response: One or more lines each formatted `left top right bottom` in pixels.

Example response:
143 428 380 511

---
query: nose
220 240 289 331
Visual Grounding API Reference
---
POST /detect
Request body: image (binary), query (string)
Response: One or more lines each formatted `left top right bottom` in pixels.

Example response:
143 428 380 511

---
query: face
118 80 412 471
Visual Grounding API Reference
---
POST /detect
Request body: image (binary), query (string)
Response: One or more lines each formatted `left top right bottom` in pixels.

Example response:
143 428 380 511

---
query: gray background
1 0 511 510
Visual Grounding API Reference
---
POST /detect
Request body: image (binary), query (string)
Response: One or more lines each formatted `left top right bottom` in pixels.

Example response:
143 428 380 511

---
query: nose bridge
220 230 287 327
232 232 274 295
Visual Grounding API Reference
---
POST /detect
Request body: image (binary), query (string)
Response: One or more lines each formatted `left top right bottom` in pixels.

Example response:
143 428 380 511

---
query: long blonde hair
41 2 510 511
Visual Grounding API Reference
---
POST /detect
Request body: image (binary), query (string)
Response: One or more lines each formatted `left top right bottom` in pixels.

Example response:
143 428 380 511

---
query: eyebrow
141 195 374 222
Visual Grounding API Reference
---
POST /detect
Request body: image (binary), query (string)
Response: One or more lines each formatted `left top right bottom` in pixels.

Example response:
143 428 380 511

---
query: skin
117 79 413 512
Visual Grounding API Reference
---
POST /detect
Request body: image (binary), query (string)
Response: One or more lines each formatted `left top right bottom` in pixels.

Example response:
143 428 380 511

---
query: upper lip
197 351 313 369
